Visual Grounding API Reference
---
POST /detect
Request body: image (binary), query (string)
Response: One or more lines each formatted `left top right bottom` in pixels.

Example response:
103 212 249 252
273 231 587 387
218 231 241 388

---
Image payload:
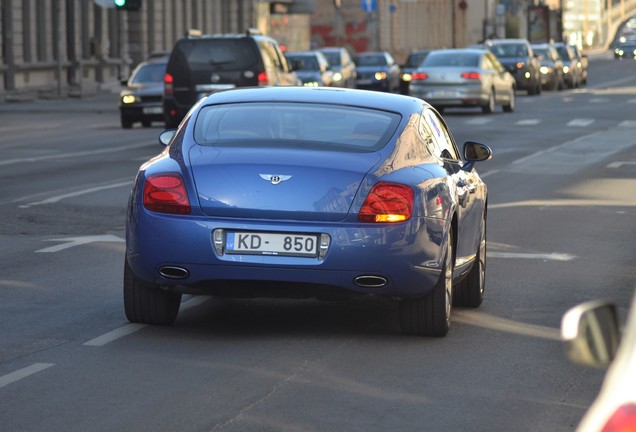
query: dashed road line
487 252 576 261
515 119 540 126
0 363 55 389
567 118 595 127
83 296 211 347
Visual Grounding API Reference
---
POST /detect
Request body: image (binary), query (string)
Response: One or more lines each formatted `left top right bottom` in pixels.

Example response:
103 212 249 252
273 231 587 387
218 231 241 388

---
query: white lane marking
567 118 595 127
0 363 55 389
19 181 132 208
83 324 147 347
516 119 540 126
629 99 636 104
478 169 499 179
589 98 610 103
465 118 493 125
454 310 561 341
607 161 636 168
35 235 125 253
0 142 153 167
488 252 576 261
618 120 636 128
83 297 211 347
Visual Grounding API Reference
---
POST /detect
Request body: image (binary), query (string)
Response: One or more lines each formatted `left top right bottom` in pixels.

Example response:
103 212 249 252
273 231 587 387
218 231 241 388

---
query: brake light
461 72 481 79
164 73 174 96
258 71 269 86
143 173 191 215
411 72 428 80
358 182 413 223
602 404 636 432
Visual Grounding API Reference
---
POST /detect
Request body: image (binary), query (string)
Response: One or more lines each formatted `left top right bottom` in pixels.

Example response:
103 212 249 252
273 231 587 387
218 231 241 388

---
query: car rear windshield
423 52 480 67
193 102 401 152
488 43 528 58
173 39 259 71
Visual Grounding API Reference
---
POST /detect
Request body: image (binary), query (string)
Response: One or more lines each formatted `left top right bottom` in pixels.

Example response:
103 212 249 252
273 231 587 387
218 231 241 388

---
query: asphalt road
1 50 635 431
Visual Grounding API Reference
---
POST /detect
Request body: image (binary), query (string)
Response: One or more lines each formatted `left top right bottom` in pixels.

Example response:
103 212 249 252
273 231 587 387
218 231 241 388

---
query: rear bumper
126 204 448 300
410 85 488 107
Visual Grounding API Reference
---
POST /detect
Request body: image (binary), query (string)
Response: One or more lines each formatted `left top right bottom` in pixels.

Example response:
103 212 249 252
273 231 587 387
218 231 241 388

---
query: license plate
142 107 163 114
356 79 372 85
225 231 319 257
429 91 457 98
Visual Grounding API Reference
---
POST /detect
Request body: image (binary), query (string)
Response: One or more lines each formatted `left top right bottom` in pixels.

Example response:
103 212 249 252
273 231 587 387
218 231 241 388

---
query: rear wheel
481 90 495 114
399 231 453 337
454 215 486 308
124 259 181 325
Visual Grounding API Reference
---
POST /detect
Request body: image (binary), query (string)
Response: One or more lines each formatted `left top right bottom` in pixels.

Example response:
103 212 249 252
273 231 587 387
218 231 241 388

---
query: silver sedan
409 48 516 114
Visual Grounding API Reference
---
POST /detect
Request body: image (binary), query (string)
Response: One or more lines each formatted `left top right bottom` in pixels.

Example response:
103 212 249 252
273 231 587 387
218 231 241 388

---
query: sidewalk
0 83 120 114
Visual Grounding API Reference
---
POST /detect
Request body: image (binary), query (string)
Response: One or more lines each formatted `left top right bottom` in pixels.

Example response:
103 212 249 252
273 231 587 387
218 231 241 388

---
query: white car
561 293 636 431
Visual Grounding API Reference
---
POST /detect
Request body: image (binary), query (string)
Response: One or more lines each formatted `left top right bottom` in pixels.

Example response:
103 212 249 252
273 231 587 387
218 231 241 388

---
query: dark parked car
553 42 582 88
285 50 334 87
354 51 401 92
531 44 564 91
317 47 357 88
163 30 299 128
484 38 542 95
124 86 492 337
119 57 167 129
399 49 431 95
409 48 516 114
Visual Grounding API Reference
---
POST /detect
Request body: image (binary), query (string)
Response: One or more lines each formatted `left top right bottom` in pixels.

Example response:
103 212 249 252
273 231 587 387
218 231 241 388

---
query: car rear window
174 39 259 71
423 52 480 67
193 102 401 152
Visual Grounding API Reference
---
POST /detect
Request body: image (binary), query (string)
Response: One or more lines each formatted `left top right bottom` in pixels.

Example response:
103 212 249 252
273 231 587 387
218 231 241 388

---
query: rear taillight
358 182 413 223
602 404 636 432
164 73 174 96
412 72 428 81
143 173 191 215
258 71 269 86
461 72 481 79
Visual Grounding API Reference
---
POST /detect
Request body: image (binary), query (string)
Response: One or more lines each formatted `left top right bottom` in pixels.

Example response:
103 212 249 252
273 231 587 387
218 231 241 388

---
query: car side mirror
159 129 177 147
561 300 621 368
461 141 492 171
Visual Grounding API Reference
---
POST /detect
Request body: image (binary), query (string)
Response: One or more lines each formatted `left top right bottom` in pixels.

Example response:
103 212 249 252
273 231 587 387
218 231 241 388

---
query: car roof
200 87 425 115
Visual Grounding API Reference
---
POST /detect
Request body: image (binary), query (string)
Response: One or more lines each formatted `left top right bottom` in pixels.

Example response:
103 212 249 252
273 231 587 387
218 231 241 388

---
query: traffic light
114 0 141 11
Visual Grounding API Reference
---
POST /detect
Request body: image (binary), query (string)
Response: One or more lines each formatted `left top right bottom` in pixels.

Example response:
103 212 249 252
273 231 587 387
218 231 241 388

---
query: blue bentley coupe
124 86 492 337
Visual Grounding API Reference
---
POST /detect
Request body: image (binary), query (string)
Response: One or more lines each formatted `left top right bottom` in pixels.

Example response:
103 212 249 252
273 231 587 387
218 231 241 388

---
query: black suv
163 30 299 128
484 39 542 95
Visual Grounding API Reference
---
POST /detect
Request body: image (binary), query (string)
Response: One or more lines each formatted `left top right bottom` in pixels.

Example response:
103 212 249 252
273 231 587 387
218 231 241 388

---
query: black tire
124 259 181 325
503 89 515 113
481 90 495 114
121 116 133 129
454 215 486 308
399 230 453 337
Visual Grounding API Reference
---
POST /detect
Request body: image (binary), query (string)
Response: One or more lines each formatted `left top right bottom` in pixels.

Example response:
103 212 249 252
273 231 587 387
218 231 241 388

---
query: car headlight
539 66 551 74
401 73 412 82
524 71 531 79
563 66 570 73
121 94 138 104
303 81 319 87
374 72 387 81
332 72 342 82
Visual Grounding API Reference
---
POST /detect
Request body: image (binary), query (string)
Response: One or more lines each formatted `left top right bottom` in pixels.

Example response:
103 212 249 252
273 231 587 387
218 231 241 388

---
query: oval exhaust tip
159 266 189 280
354 275 387 289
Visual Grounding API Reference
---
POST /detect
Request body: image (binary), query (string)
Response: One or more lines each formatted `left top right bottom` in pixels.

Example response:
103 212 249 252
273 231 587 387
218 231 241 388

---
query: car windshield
130 63 166 83
532 48 549 58
356 55 387 67
554 45 571 59
321 51 341 66
194 102 401 152
287 55 320 71
422 52 480 67
406 52 429 67
488 43 528 58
